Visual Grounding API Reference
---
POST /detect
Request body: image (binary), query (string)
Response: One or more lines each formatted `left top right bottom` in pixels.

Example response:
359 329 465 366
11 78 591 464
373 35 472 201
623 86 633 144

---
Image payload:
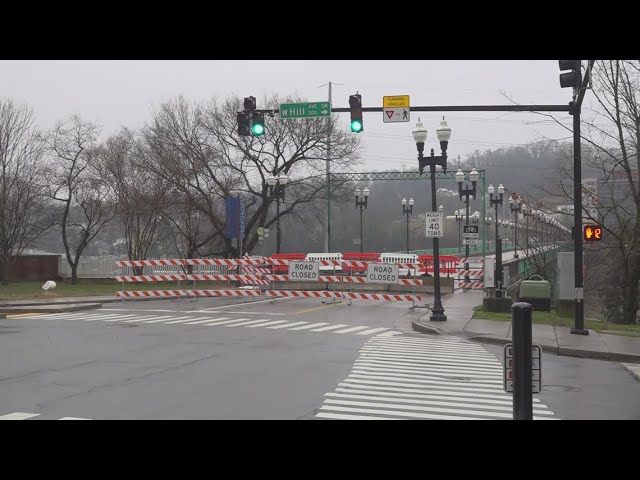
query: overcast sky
0 60 580 171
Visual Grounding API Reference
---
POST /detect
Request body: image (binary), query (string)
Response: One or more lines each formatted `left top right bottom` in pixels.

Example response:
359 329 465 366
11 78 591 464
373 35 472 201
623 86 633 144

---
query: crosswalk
0 412 90 420
9 311 403 338
316 334 558 420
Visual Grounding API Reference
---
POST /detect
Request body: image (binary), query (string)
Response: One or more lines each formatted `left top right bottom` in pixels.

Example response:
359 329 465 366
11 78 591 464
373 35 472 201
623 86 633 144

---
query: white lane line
122 316 174 323
203 318 258 326
337 382 544 403
223 319 276 327
361 343 492 354
59 417 91 420
197 296 300 312
354 359 503 375
41 313 116 322
319 405 483 421
100 308 286 316
288 322 330 331
0 412 40 420
324 392 554 416
309 324 350 332
244 320 289 328
357 351 502 366
352 366 504 381
102 315 139 322
183 317 231 325
333 326 370 334
33 312 93 320
359 348 497 360
346 375 505 393
356 327 390 336
142 316 182 324
323 398 516 419
165 316 220 325
267 321 308 329
375 331 403 337
316 412 403 420
370 337 486 347
78 314 126 322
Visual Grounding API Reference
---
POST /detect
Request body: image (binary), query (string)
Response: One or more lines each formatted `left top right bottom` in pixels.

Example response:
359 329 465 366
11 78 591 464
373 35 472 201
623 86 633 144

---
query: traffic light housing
237 112 251 136
251 111 265 136
559 60 582 89
583 224 603 242
243 96 257 111
349 94 363 133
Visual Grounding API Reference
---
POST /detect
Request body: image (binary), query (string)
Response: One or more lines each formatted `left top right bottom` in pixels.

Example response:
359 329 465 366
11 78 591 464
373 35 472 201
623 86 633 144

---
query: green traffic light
350 120 362 132
252 123 265 136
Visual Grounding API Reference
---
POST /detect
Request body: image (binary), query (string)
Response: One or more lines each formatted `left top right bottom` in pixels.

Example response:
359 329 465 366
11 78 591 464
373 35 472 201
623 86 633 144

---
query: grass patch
0 280 233 301
472 305 640 337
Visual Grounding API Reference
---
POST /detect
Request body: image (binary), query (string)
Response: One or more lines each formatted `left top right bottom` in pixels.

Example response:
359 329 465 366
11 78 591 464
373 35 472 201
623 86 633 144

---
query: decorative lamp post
402 197 414 254
266 173 288 254
355 186 369 253
488 183 505 298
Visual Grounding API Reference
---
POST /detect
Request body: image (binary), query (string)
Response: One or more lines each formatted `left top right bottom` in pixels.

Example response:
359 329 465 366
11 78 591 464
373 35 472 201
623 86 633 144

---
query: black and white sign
288 261 319 281
463 225 479 235
366 263 399 284
503 343 542 393
425 212 443 237
463 239 479 245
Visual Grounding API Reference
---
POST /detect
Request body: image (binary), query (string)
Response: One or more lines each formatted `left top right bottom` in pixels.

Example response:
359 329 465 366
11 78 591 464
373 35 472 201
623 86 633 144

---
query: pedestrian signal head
583 224 602 241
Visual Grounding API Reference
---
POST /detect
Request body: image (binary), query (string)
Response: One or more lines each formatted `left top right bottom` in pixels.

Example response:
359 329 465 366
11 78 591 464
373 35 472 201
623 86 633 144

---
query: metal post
511 302 533 420
325 81 332 253
495 203 503 298
430 161 446 321
276 196 281 254
465 196 470 282
458 219 461 254
406 211 410 254
571 105 587 331
360 206 363 254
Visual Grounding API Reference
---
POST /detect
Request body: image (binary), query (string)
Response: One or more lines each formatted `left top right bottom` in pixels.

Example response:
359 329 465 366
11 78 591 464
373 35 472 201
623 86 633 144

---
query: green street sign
257 226 264 237
279 102 331 119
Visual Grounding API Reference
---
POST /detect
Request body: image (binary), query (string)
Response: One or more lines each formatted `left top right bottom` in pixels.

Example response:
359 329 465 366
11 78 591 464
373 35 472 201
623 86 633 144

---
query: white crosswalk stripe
0 412 91 420
316 334 559 420
9 312 398 337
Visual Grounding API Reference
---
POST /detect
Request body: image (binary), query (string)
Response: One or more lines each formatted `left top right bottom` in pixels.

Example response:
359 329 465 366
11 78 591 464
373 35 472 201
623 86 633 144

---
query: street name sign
425 212 443 237
383 95 410 123
288 261 319 281
503 343 542 393
366 263 399 284
463 239 479 245
280 102 331 119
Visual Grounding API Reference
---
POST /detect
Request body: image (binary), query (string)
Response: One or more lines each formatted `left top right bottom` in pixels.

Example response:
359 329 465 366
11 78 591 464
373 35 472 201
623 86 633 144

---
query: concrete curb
410 320 443 335
0 303 103 314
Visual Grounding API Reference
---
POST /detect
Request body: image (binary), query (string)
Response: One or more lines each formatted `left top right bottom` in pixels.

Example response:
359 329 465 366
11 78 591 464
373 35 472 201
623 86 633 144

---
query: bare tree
98 130 170 275
0 100 52 284
139 95 362 257
45 115 115 283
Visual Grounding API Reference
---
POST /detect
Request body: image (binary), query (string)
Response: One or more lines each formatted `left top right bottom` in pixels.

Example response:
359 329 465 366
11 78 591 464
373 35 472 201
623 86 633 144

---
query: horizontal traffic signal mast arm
259 104 571 114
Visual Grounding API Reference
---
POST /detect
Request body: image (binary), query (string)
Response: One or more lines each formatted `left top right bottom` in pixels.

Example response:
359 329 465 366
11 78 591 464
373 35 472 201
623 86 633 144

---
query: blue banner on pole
224 197 240 239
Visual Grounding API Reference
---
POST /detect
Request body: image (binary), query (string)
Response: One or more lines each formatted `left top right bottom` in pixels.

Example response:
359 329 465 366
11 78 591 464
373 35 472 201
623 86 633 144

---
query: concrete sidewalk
410 289 640 364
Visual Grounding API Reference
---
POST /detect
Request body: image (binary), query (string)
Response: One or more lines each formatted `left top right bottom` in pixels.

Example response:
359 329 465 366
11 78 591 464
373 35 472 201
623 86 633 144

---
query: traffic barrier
342 253 380 272
265 290 344 299
185 274 264 282
116 259 185 267
347 292 422 302
116 290 185 298
186 289 262 297
457 282 485 289
186 258 263 266
305 252 343 271
115 275 186 282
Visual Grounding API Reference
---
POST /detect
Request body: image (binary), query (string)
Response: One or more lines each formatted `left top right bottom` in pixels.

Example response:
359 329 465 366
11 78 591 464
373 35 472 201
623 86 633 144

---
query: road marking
356 327 390 336
141 316 183 324
317 335 557 420
203 318 255 326
310 324 350 332
316 412 402 420
59 417 91 420
267 321 308 329
333 326 370 334
6 313 46 318
287 322 329 330
222 319 276 327
0 412 40 420
164 316 217 324
99 308 287 316
244 320 289 328
197 296 300 312
183 317 230 325
291 302 344 315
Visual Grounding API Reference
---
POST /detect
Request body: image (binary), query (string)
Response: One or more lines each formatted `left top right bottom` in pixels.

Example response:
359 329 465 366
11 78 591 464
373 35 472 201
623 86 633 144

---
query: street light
402 197 414 254
488 183 505 298
454 209 463 253
266 173 288 254
509 194 523 259
355 186 369 253
412 116 451 322
456 167 478 281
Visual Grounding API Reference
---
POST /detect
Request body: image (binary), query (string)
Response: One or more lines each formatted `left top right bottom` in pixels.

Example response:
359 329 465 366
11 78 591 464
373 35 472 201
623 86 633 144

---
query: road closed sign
288 261 319 281
366 263 399 284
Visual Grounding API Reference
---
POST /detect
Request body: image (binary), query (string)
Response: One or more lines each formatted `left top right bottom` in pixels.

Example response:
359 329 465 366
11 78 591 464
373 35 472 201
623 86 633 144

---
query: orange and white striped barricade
456 256 485 290
115 260 188 301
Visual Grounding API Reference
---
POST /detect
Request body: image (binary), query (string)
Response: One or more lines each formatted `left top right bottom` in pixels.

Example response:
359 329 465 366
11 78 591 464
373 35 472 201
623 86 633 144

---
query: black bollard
511 302 533 420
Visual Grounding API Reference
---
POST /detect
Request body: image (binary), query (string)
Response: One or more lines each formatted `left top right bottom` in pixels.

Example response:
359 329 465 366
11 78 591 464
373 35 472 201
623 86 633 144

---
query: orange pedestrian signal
583 225 602 241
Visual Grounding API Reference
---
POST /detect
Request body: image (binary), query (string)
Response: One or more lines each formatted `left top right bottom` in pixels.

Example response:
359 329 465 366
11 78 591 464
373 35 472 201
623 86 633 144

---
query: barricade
342 253 380 273
418 255 460 277
305 252 343 272
456 256 485 290
379 253 419 275
270 253 306 273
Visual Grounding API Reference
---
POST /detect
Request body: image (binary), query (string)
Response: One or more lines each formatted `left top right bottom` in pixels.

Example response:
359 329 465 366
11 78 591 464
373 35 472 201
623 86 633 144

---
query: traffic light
559 60 582 89
583 224 603 242
237 111 251 136
243 96 256 111
251 111 265 136
349 94 363 133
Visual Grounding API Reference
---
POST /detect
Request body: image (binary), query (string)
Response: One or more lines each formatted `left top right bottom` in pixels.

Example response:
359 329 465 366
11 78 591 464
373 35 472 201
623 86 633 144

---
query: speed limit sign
425 212 443 237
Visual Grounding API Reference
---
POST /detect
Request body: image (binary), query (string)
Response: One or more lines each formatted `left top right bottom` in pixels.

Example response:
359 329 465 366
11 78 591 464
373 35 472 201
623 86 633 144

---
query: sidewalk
410 289 640 364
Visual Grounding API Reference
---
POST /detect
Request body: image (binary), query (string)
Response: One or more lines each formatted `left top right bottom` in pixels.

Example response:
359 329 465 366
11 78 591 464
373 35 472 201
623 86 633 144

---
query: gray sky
0 60 579 171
